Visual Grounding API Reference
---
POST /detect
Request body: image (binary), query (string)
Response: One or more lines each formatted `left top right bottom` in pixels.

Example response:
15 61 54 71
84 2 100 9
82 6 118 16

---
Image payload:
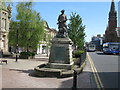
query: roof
45 27 57 33
0 3 12 13
43 21 49 28
44 21 57 33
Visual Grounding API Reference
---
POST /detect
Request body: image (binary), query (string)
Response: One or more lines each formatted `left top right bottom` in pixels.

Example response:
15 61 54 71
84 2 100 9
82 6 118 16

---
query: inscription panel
54 46 66 61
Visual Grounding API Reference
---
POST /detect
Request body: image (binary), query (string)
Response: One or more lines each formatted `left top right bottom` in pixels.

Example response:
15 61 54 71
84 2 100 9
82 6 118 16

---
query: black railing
80 51 86 65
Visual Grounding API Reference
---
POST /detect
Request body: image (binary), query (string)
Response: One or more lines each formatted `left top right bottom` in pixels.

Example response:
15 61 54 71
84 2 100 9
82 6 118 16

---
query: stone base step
34 61 86 78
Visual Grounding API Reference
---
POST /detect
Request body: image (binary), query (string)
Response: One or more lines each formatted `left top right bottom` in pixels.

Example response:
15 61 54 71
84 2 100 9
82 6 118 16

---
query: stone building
118 1 120 27
116 1 120 42
0 4 11 53
105 0 118 42
37 21 57 56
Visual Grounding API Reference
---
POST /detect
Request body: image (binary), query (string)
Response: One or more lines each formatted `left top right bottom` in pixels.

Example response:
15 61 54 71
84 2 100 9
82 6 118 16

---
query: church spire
105 0 117 42
110 0 115 12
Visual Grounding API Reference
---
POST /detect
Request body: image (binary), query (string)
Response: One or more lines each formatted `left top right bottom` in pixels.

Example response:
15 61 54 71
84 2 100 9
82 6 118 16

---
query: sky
118 1 120 27
10 1 119 42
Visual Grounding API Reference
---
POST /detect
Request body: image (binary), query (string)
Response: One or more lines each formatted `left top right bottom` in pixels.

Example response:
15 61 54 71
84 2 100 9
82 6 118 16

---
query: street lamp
9 24 19 62
16 27 19 62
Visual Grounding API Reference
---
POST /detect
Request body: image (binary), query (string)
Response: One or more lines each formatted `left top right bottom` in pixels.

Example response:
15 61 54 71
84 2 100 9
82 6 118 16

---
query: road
88 51 119 88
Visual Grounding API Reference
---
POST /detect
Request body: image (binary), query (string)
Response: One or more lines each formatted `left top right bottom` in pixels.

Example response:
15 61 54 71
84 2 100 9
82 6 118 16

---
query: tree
9 2 44 52
68 12 86 50
9 21 18 47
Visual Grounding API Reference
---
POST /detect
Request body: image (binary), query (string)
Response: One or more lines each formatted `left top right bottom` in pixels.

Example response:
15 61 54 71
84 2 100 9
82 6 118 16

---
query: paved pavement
0 54 96 89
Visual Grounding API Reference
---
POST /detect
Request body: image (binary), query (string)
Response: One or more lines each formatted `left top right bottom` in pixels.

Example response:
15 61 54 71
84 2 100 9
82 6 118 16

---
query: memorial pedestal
49 38 73 69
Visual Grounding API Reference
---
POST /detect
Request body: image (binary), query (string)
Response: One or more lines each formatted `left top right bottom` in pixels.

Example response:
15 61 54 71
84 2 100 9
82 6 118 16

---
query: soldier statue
56 10 68 38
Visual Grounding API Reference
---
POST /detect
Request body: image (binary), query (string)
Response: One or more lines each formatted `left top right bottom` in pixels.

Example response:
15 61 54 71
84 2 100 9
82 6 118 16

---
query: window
103 44 109 48
1 18 6 30
2 12 6 16
1 18 4 28
5 19 6 30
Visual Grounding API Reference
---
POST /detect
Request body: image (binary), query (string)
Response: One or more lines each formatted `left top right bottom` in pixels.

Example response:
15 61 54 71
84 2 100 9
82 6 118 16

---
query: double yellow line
87 53 104 89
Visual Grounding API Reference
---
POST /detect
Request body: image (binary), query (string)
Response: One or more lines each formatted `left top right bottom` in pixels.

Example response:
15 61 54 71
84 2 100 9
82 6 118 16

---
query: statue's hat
61 9 65 12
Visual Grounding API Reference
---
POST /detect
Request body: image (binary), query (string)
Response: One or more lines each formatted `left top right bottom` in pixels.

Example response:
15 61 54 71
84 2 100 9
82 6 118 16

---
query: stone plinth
49 38 73 64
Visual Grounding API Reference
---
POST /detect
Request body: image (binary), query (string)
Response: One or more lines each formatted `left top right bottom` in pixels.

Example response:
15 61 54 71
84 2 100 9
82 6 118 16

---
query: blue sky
11 1 119 42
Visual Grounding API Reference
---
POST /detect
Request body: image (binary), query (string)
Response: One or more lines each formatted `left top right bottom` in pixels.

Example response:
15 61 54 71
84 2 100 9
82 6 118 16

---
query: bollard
16 54 18 62
72 70 77 90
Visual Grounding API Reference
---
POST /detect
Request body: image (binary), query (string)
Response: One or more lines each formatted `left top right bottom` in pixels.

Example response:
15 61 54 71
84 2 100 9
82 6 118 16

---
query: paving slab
0 55 96 89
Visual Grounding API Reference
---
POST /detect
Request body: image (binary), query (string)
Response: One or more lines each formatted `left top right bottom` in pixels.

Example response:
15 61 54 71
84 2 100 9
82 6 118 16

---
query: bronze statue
56 10 68 38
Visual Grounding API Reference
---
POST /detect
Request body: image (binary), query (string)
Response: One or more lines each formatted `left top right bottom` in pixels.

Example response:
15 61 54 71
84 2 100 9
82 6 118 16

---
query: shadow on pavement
2 68 120 89
0 57 16 59
9 68 38 77
97 72 119 88
57 71 94 89
58 72 119 89
9 68 59 78
96 52 120 56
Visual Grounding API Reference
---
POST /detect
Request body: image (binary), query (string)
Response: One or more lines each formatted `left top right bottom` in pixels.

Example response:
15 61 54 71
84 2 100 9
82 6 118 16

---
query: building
37 21 57 56
115 1 120 42
105 0 118 42
116 27 120 37
0 4 11 53
90 34 104 51
118 1 120 27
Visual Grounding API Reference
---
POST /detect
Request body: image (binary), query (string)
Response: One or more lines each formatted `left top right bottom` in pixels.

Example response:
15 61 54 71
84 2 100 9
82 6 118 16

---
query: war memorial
34 10 84 77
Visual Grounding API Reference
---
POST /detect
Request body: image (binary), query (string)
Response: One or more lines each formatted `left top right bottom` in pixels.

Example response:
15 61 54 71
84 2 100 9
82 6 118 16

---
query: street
1 52 119 89
88 51 119 88
1 1 120 90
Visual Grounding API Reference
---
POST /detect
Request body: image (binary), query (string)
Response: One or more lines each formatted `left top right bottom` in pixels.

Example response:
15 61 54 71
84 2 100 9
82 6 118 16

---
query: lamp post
10 26 34 61
16 27 18 62
9 23 19 62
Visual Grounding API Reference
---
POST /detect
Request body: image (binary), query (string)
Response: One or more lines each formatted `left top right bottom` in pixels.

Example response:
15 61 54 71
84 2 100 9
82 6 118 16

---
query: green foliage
9 2 44 51
8 22 18 46
30 52 35 56
73 50 85 58
68 12 86 50
20 52 35 56
20 52 29 56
